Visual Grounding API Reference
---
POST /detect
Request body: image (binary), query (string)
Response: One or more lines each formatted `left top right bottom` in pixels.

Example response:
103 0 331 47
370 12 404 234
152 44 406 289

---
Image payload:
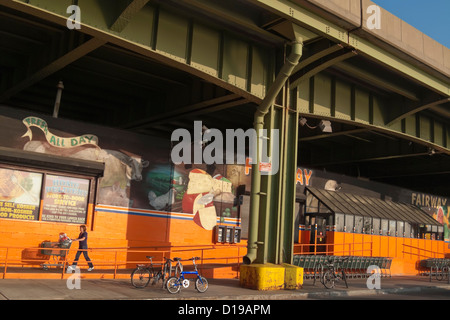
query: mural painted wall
0 106 249 248
0 104 447 248
0 105 171 249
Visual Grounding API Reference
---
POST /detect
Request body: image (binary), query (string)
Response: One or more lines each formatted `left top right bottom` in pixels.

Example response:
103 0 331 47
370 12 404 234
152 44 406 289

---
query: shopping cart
40 239 72 270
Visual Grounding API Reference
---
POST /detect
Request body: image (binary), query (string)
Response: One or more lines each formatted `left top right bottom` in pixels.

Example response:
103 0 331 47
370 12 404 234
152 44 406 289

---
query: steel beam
334 61 420 101
122 94 243 129
248 0 450 97
110 0 150 32
299 128 369 142
295 67 450 153
386 97 450 126
290 49 357 88
0 0 271 106
292 43 343 75
0 36 106 102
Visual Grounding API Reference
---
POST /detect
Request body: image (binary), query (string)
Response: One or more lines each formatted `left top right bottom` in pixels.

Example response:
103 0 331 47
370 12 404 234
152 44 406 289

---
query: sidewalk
0 275 449 300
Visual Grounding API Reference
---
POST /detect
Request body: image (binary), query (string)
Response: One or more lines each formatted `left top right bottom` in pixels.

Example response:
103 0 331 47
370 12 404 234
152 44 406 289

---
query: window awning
306 187 441 227
0 146 104 177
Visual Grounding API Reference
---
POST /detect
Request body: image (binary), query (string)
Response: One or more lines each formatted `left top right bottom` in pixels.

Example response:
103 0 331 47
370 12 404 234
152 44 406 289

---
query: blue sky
372 0 450 48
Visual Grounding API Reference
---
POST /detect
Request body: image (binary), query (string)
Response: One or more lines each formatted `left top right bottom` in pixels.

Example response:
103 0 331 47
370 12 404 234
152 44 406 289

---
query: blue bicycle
166 257 208 293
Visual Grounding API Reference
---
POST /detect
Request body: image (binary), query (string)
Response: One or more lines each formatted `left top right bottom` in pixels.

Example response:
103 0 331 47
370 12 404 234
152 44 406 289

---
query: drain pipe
53 80 64 118
243 40 303 265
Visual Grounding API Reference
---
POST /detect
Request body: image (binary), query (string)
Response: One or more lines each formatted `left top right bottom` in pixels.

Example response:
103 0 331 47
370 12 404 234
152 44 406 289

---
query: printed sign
22 116 99 148
42 175 90 224
0 168 42 221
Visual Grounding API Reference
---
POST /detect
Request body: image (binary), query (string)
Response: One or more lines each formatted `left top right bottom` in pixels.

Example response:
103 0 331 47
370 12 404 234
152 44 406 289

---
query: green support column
240 67 302 291
255 94 299 265
244 39 303 266
278 101 300 264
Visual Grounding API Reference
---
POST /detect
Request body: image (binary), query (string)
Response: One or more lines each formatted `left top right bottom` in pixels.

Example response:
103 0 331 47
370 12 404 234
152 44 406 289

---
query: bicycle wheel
195 276 208 293
166 277 181 294
436 267 444 281
322 270 335 289
131 268 152 288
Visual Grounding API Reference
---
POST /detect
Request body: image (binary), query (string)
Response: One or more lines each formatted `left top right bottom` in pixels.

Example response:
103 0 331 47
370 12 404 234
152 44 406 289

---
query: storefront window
397 221 404 237
372 218 380 235
405 222 411 238
0 168 43 221
437 226 444 240
335 213 344 232
363 217 372 234
411 224 418 238
381 219 388 236
388 220 396 236
345 214 354 232
354 216 363 233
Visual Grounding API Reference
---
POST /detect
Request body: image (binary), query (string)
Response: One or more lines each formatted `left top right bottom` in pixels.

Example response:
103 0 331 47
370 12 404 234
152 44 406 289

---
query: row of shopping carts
293 255 392 280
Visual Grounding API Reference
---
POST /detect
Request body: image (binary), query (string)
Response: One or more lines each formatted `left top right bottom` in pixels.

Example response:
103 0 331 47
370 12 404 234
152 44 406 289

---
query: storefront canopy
305 187 441 227
0 146 105 177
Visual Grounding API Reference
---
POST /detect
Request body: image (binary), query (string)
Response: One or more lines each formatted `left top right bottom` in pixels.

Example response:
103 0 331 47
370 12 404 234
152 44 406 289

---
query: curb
150 284 450 300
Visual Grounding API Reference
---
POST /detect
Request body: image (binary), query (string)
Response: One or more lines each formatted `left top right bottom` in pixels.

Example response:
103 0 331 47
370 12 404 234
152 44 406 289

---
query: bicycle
316 256 349 289
432 259 450 282
131 256 174 288
166 257 208 294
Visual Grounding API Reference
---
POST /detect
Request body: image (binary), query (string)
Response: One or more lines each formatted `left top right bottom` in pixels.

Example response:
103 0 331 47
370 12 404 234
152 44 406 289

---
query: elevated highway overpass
0 0 448 266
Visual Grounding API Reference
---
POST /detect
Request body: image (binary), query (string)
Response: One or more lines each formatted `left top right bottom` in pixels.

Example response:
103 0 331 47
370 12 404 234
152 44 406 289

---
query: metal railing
401 243 449 282
293 242 374 256
0 244 246 279
401 243 445 260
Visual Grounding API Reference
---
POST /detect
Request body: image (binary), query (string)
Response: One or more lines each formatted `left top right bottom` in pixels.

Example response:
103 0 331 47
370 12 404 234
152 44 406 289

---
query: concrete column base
239 263 303 290
282 263 304 290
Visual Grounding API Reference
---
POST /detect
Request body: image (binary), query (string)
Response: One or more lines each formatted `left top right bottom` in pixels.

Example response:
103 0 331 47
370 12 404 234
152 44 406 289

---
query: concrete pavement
0 275 449 300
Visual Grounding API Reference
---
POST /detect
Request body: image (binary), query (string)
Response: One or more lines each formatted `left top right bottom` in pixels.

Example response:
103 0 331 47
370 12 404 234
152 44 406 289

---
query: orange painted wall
298 230 450 275
0 203 245 272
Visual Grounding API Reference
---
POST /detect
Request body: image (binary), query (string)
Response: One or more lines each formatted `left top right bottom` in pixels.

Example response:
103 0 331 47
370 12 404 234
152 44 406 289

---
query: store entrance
309 215 328 254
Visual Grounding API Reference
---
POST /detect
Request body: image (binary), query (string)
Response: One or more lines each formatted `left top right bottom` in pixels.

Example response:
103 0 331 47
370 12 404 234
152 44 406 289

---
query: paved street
1 276 448 319
0 275 449 300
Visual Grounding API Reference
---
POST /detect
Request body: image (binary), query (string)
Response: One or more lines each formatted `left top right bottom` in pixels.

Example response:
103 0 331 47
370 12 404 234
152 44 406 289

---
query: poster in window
0 168 42 221
42 175 90 224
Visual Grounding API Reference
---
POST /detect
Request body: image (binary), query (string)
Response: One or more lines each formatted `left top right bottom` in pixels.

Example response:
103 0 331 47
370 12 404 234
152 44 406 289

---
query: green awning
306 187 441 226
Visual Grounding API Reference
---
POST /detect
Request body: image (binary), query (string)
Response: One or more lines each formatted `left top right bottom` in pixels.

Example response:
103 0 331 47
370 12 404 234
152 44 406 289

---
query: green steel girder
289 49 357 88
0 35 106 102
295 70 450 153
2 0 449 154
1 0 449 265
253 103 299 265
386 96 450 126
1 0 277 106
247 0 450 97
110 0 151 33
